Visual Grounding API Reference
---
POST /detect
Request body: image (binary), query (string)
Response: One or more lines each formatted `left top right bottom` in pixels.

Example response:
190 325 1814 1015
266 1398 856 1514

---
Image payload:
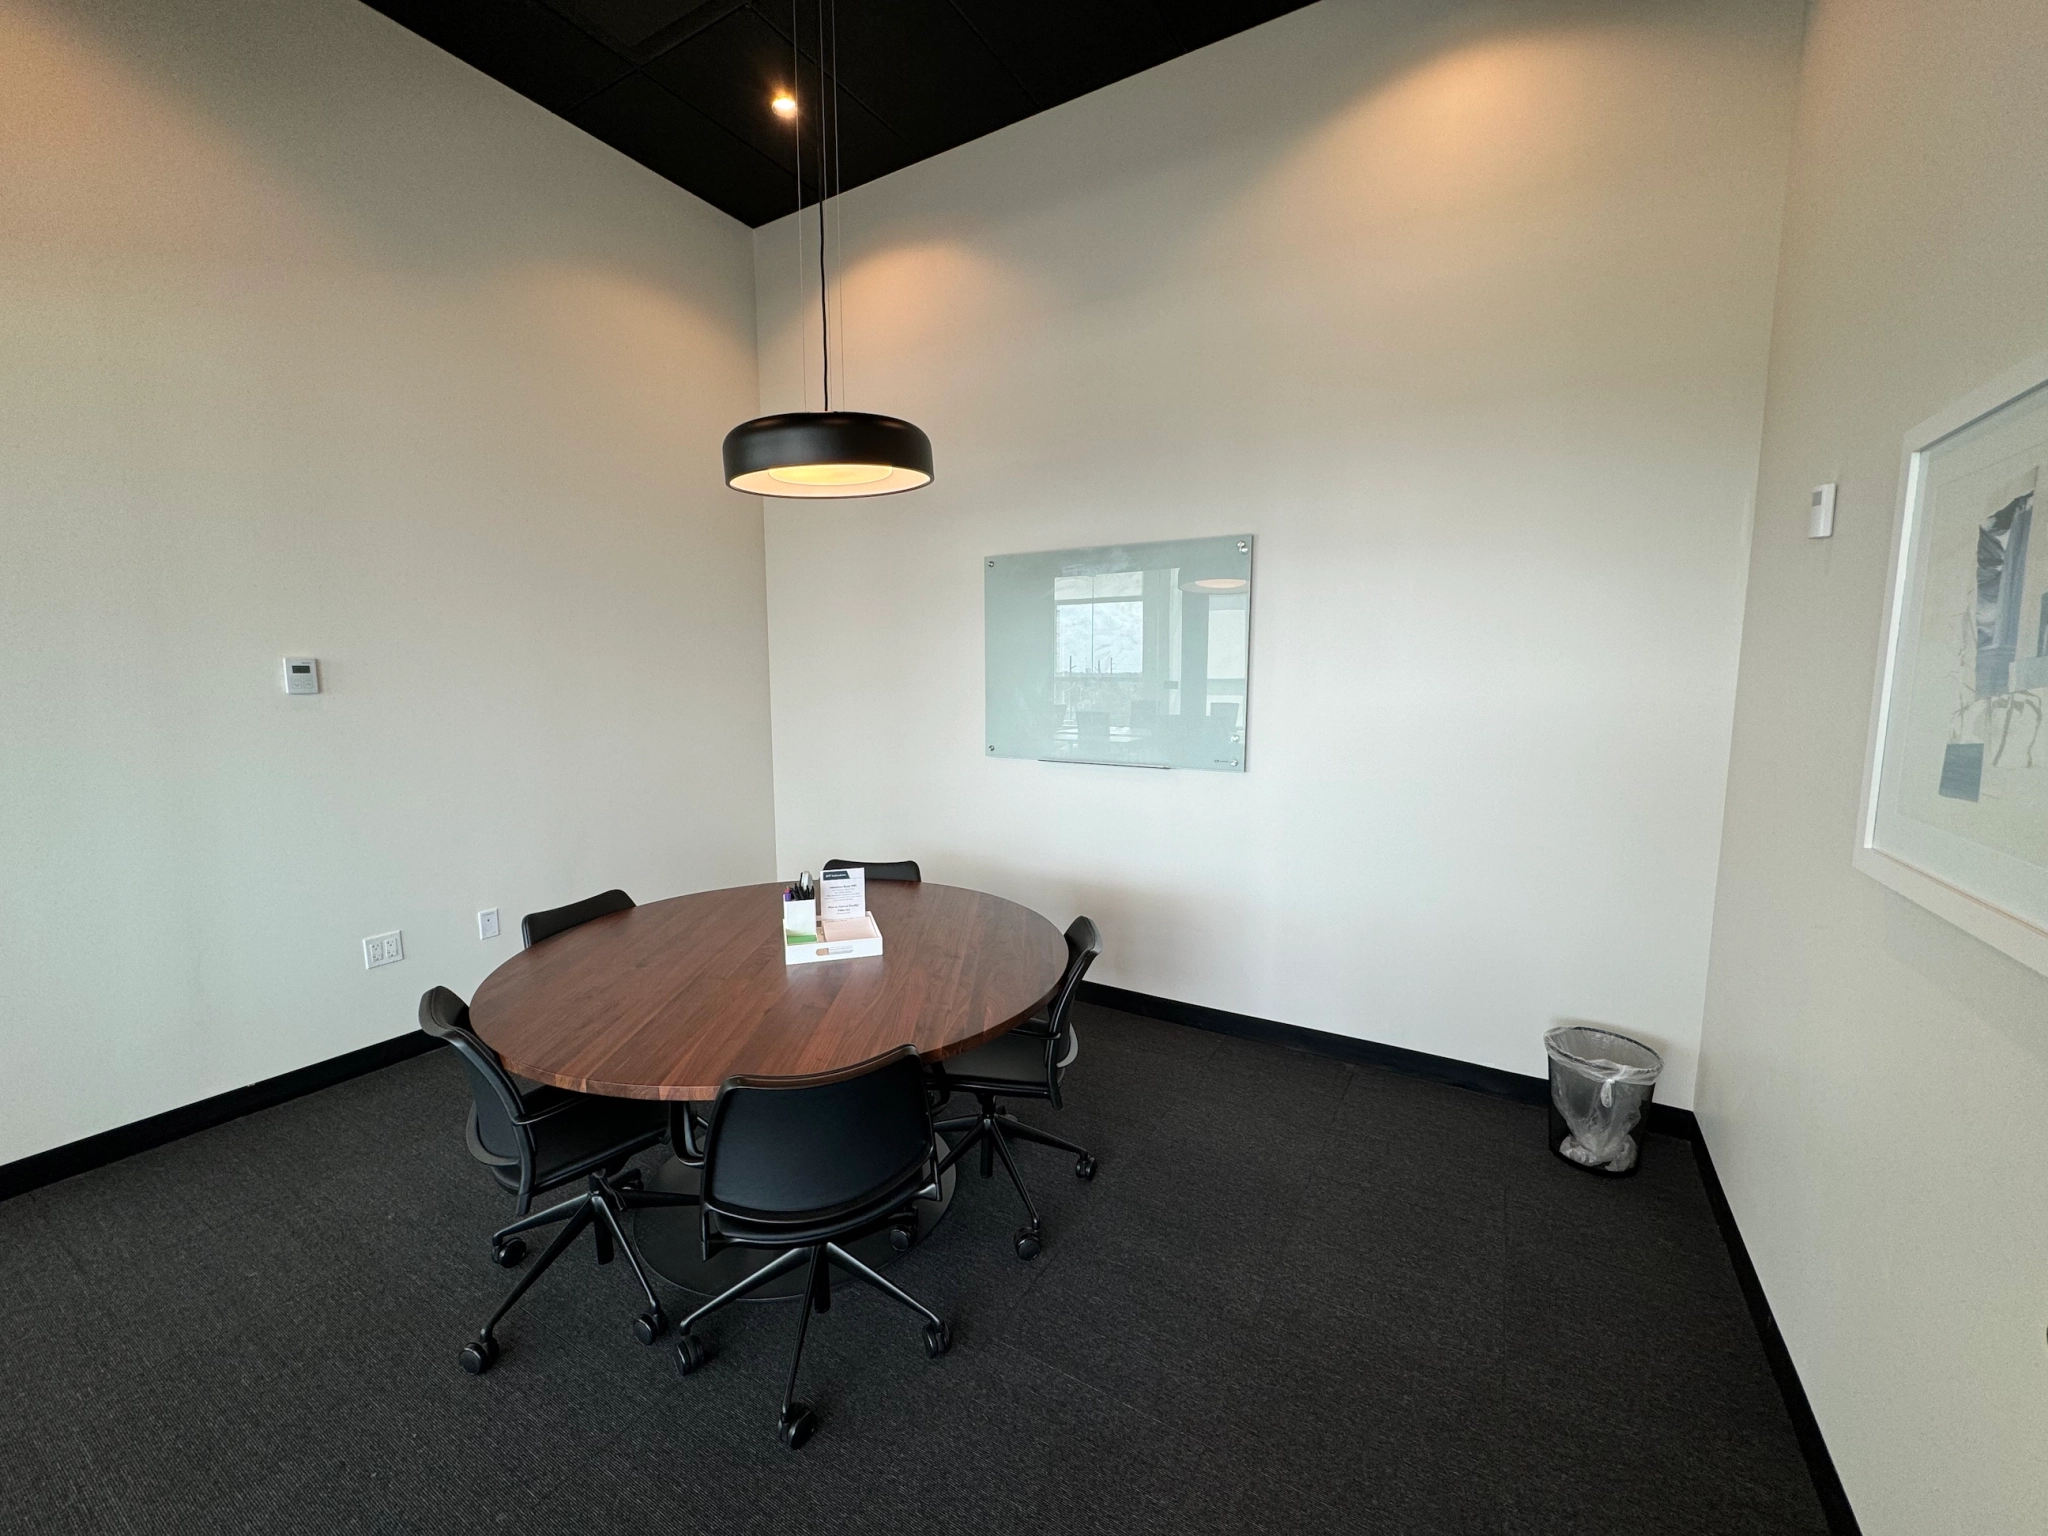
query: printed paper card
818 866 865 921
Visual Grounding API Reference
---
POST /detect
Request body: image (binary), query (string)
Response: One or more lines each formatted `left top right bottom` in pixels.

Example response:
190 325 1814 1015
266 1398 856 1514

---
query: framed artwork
1858 350 2048 975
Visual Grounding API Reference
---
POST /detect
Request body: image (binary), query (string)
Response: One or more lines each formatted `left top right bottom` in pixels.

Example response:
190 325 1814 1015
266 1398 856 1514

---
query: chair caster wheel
491 1237 526 1267
923 1321 951 1358
458 1334 499 1375
1075 1155 1097 1180
674 1334 709 1376
1014 1226 1042 1261
889 1223 916 1253
634 1307 666 1345
780 1403 817 1450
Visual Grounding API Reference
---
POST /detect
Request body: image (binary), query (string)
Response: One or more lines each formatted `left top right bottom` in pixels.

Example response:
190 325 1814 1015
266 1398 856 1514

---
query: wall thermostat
282 657 321 694
1809 483 1837 539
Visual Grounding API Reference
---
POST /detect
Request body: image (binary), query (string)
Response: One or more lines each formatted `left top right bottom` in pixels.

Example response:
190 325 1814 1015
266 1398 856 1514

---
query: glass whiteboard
985 535 1253 772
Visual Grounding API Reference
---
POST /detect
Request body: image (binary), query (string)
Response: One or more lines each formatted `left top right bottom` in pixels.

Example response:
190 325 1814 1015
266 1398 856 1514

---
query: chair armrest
669 1103 709 1166
913 1148 945 1204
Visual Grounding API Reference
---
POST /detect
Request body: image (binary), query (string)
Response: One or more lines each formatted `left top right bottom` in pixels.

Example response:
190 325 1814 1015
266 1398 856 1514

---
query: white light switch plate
478 908 500 940
1809 483 1837 539
363 930 404 968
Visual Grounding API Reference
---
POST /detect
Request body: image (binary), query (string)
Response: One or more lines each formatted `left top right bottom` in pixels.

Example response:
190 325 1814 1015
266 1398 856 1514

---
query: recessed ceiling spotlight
771 90 797 119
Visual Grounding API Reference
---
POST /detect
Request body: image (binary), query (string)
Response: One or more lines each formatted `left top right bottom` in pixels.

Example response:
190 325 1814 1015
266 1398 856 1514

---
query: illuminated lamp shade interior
768 462 892 486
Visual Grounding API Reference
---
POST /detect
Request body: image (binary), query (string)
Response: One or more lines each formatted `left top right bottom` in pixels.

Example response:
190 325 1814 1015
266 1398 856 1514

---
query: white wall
1697 0 2048 1527
755 0 1805 1106
0 0 775 1164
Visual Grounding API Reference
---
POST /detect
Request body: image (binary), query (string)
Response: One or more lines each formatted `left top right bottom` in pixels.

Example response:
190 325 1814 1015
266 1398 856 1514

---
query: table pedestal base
633 1148 958 1301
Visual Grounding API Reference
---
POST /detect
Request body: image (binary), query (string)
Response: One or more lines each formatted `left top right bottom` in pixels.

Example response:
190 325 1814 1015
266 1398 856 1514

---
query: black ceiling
362 0 1321 226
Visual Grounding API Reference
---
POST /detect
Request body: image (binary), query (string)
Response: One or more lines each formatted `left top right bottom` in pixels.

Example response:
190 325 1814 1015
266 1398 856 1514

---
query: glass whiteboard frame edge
1854 345 2048 978
983 534 1254 774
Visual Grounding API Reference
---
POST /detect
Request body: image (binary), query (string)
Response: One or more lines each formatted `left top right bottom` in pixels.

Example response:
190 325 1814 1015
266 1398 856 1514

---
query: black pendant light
723 0 933 500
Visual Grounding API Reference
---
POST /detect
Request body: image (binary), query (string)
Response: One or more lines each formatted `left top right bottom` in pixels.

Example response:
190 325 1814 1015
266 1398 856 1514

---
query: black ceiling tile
946 0 1181 110
813 0 1034 159
569 73 795 224
362 0 633 114
641 5 911 189
545 0 718 49
359 0 1327 225
632 0 757 57
641 7 804 170
1155 0 1319 56
784 32 922 196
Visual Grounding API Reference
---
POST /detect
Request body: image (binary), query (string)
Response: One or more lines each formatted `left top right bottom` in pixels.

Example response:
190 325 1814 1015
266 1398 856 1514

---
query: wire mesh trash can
1544 1026 1663 1176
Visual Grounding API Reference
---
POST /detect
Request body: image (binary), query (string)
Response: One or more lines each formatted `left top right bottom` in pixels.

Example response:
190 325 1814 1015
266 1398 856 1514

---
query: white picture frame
1856 348 2048 977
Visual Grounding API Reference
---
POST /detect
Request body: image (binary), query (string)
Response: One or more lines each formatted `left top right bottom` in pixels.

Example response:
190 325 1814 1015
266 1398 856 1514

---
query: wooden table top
467 881 1068 1101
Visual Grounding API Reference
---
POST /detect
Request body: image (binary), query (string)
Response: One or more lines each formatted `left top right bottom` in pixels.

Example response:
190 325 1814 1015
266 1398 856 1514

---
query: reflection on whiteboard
986 536 1253 772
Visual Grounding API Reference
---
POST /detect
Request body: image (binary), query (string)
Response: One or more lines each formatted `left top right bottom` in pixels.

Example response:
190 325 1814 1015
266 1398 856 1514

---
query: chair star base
671 1239 949 1448
458 1168 698 1373
935 1095 1098 1259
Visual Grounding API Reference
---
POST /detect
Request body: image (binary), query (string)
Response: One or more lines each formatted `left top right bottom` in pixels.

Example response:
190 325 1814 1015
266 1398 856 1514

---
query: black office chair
421 987 696 1374
522 887 634 947
930 915 1100 1260
670 1046 951 1449
823 858 921 883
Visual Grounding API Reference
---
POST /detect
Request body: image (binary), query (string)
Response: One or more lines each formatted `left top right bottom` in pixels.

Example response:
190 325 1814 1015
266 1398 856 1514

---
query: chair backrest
823 858 920 883
700 1046 933 1225
1045 916 1100 1104
418 986 530 1166
522 888 634 948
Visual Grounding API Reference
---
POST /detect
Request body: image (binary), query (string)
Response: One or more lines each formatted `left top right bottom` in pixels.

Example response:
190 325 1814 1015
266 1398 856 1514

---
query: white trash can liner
1543 1026 1663 1174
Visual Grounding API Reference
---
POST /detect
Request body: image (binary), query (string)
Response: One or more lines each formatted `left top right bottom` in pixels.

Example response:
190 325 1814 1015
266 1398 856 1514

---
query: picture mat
1863 358 2048 966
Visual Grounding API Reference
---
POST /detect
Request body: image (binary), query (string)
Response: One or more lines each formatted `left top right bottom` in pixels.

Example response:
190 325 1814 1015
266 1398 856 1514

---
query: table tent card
819 866 866 921
787 866 883 965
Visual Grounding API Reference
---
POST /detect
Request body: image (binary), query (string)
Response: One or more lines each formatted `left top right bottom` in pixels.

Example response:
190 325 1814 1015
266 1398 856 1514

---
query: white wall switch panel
282 657 321 694
478 908 500 940
362 930 404 968
1809 483 1837 539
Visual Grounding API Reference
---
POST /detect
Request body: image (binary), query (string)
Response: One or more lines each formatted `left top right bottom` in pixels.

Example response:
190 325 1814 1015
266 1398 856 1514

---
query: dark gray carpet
0 1005 1829 1535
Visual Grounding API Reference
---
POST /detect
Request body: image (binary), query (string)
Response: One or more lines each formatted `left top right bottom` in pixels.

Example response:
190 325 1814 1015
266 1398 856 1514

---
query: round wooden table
468 880 1068 1296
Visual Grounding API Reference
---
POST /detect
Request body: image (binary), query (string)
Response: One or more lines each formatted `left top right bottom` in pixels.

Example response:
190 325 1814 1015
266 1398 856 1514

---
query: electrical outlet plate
478 908 500 940
362 930 404 969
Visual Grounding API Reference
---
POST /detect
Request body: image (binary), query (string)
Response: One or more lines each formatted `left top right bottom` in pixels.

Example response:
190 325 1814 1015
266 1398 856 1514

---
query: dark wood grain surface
468 881 1068 1100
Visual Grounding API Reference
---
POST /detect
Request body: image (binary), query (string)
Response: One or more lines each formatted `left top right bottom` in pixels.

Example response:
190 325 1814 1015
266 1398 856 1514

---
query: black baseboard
1077 980 1861 1536
0 1032 444 1204
1079 980 1700 1138
1685 1127 1862 1535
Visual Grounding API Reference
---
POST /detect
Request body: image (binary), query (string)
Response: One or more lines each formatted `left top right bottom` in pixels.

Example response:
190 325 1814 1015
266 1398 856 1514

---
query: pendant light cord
816 0 832 411
830 0 844 413
789 0 842 416
791 0 804 414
